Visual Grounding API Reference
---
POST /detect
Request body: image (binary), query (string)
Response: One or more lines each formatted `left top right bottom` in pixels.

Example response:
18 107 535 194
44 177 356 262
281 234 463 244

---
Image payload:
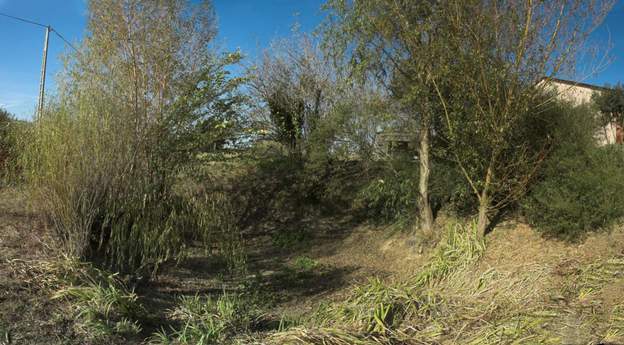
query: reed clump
19 96 188 275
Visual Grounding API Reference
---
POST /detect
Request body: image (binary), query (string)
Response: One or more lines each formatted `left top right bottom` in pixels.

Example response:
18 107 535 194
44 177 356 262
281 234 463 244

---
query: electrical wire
0 11 47 28
52 29 78 52
0 11 78 52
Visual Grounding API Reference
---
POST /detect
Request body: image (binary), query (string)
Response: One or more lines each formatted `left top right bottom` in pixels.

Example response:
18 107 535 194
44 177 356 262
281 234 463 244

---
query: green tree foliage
245 34 395 227
428 0 612 236
250 35 338 159
323 0 613 237
266 91 305 155
523 105 624 240
22 0 244 275
593 83 624 127
322 0 449 236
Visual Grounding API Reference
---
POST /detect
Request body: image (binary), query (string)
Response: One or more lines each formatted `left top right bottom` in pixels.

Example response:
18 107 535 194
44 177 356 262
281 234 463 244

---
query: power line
0 11 79 118
0 11 47 28
52 29 78 52
0 11 78 52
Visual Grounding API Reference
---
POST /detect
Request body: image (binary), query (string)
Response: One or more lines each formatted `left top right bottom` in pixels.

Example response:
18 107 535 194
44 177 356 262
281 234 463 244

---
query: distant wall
538 78 617 146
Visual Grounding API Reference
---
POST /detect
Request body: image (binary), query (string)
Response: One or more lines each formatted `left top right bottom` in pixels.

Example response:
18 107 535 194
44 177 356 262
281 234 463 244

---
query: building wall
538 79 617 145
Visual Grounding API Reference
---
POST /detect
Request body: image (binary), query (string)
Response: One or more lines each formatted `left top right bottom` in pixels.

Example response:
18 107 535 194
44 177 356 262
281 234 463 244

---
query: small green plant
272 229 311 249
51 262 144 340
53 284 142 338
150 293 263 345
413 221 485 287
291 256 319 272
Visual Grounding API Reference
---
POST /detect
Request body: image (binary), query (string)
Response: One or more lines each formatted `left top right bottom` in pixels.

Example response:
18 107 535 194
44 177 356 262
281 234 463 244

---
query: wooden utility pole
37 25 50 118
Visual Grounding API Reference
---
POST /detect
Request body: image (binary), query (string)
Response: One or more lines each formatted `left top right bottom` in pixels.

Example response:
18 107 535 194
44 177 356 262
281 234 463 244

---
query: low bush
0 108 20 184
189 190 248 275
271 229 311 249
353 158 473 225
0 108 11 167
523 145 624 240
523 104 624 240
353 162 419 224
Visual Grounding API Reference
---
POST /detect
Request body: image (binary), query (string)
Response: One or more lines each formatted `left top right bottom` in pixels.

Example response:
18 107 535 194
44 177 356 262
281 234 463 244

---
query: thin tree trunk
476 192 489 238
418 123 434 237
476 165 493 238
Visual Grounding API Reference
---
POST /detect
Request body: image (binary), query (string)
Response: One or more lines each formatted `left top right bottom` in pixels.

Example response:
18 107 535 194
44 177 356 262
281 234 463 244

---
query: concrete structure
376 130 415 156
538 77 621 145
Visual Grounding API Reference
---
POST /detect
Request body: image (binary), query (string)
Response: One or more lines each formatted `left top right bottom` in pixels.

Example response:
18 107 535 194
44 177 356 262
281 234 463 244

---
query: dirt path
140 212 428 329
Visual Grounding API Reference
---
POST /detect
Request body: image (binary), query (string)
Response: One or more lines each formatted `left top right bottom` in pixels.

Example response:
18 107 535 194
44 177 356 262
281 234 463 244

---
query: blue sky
0 0 622 120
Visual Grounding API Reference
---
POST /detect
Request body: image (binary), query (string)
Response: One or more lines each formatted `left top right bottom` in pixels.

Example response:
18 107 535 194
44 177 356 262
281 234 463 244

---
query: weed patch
272 229 312 249
7 258 144 341
149 293 264 345
291 256 319 272
272 221 485 344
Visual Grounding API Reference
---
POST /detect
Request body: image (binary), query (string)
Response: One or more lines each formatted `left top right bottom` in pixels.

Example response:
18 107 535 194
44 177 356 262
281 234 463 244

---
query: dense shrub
523 145 624 240
353 158 473 224
20 99 188 275
0 108 11 157
175 169 248 274
353 161 418 223
16 0 246 277
0 108 15 182
522 104 624 240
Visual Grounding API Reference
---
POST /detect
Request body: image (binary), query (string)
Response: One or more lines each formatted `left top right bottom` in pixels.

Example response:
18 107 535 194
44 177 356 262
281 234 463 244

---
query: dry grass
270 221 624 345
6 257 144 340
3 183 624 344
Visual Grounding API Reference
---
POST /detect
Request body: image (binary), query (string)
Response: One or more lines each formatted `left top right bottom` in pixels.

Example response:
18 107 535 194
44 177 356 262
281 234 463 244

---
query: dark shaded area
135 209 367 337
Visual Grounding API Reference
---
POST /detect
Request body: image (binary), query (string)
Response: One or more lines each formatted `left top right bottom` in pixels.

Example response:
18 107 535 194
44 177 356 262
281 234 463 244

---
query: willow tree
433 0 613 237
323 0 447 237
25 0 243 274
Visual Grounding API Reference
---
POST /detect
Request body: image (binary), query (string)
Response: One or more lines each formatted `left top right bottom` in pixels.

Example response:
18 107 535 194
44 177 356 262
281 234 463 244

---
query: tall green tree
323 0 447 237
